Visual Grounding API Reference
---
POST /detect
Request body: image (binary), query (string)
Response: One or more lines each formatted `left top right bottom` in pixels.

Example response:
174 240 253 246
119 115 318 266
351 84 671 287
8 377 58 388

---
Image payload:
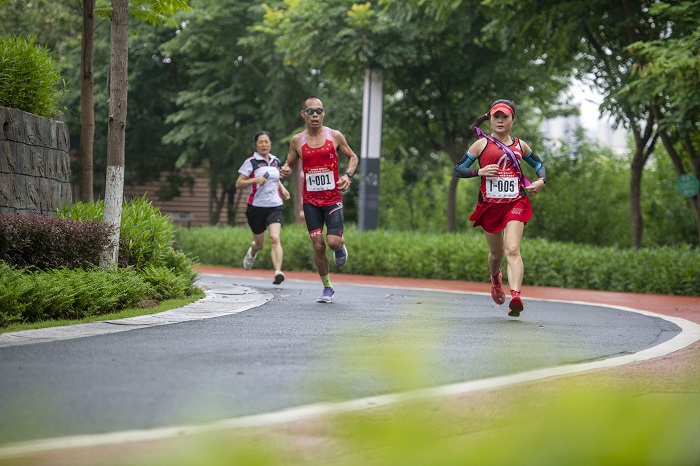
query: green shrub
0 215 113 270
139 265 195 301
0 35 63 118
0 200 201 326
0 261 201 327
0 265 154 324
0 263 30 327
59 195 195 276
120 196 180 268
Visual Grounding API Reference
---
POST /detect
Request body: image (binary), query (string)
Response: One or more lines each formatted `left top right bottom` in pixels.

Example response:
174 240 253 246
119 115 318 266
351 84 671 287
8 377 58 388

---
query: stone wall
0 106 72 216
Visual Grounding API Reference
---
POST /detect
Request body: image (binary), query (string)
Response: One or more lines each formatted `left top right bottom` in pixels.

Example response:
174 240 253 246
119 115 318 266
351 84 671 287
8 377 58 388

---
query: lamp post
359 66 383 230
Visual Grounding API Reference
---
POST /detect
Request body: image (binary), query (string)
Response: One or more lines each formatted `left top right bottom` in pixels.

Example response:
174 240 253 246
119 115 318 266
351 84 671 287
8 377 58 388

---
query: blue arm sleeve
454 152 479 178
523 150 546 182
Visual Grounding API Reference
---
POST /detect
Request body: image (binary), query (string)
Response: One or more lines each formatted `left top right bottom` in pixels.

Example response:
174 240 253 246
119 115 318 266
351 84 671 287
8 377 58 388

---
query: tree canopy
1 0 697 246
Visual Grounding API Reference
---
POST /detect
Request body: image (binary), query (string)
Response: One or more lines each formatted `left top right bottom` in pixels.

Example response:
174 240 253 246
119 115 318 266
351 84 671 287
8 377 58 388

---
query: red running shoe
490 270 506 305
508 291 524 317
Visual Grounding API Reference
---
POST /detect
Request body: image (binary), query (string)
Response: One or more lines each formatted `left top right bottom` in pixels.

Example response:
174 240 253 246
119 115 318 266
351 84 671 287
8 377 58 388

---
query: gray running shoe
242 247 257 270
334 245 348 267
273 271 285 285
316 287 335 303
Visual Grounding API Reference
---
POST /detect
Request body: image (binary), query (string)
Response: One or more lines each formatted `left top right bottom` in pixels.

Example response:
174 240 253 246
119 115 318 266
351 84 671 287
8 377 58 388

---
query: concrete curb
0 282 272 348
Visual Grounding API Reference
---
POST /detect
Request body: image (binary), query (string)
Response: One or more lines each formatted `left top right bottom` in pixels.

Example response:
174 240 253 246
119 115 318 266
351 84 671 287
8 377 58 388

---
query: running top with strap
299 126 341 207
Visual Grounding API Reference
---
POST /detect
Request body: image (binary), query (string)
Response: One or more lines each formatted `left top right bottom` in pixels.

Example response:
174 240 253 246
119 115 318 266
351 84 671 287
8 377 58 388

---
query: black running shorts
303 202 344 237
246 205 283 235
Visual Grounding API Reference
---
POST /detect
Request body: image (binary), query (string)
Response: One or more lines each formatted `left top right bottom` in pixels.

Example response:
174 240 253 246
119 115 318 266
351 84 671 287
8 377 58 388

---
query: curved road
0 267 699 459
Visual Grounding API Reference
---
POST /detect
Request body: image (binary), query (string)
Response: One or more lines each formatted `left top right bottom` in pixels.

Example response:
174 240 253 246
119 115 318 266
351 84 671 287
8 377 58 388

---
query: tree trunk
444 139 463 233
684 134 700 246
210 181 226 225
656 126 700 246
690 195 700 246
628 112 657 249
100 0 129 269
226 183 236 225
447 175 458 232
630 150 645 249
78 0 95 202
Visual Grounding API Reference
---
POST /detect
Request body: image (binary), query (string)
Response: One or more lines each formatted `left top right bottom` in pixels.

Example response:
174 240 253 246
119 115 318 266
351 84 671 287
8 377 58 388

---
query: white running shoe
242 247 257 270
273 271 285 285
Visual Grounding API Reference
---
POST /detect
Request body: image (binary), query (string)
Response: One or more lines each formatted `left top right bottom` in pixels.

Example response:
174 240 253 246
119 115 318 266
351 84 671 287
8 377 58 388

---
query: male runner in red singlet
280 96 359 303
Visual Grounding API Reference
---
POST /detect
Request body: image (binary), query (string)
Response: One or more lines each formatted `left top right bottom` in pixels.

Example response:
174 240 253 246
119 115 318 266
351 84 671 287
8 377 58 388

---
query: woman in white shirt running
236 131 291 284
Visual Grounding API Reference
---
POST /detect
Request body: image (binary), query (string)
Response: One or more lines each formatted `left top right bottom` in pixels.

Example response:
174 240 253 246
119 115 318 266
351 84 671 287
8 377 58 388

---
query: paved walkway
198 266 700 400
1 266 698 465
4 266 697 347
199 266 700 325
198 266 700 390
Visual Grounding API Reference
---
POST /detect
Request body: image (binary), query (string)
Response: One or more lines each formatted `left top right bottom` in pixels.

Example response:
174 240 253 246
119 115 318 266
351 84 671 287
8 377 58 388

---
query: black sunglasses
304 108 324 115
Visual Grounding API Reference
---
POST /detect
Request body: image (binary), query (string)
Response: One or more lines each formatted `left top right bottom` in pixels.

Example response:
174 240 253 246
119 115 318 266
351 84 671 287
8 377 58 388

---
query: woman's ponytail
469 113 490 132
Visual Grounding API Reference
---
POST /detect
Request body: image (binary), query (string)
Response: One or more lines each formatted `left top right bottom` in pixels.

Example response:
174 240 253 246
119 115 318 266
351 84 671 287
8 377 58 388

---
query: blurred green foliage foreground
98 385 700 466
176 224 699 296
6 322 695 466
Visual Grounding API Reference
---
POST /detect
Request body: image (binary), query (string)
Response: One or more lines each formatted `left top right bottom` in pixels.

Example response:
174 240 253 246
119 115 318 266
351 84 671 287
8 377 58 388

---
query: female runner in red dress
454 99 547 317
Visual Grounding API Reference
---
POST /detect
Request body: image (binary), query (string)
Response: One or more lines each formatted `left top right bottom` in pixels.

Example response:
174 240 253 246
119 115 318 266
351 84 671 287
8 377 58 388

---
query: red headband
490 102 514 116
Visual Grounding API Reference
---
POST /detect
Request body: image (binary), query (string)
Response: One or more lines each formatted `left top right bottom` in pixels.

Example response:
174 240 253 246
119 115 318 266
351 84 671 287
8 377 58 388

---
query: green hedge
175 225 700 296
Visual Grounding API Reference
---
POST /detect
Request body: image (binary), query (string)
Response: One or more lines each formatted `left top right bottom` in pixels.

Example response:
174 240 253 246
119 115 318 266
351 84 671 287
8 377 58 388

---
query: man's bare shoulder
329 128 347 143
289 132 303 148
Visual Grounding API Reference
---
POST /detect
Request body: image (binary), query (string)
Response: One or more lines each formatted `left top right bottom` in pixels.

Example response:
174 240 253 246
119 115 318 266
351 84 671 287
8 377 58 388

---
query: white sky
570 79 627 154
570 79 605 132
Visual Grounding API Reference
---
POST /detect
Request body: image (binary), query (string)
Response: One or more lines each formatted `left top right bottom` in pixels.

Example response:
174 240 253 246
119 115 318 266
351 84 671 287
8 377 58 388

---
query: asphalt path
0 271 687 451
